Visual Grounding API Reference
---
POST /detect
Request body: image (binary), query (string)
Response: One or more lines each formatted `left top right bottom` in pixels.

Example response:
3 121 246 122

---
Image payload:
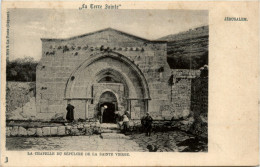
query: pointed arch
64 51 150 100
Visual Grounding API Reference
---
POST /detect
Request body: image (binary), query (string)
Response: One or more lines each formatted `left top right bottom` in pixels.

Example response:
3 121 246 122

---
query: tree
6 57 38 82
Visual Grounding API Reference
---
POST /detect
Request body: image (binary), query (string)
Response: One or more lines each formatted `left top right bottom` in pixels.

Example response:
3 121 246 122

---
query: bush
6 57 38 82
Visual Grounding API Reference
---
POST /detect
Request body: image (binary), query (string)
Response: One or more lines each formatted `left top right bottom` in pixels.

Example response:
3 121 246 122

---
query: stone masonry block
57 126 66 135
42 127 51 136
27 128 37 136
6 127 11 137
11 126 19 136
65 126 72 135
50 127 58 136
36 128 43 136
18 126 27 136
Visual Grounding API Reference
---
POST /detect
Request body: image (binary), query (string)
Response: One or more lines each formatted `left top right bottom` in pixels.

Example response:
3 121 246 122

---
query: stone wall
157 69 200 121
6 121 101 137
6 120 145 137
34 28 208 124
36 28 172 121
6 118 205 138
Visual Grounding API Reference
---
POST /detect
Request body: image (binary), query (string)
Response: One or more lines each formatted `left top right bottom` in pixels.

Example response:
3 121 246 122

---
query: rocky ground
129 130 207 152
6 130 207 152
6 135 145 152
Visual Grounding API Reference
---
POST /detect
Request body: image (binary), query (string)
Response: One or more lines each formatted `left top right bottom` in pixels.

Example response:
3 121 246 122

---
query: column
145 99 149 113
129 100 132 118
85 99 89 120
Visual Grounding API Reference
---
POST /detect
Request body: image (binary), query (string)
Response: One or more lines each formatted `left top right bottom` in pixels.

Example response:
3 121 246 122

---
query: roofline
41 27 167 43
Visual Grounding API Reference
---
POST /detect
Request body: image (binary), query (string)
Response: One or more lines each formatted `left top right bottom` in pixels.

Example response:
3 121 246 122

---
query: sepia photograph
1 1 259 166
5 8 209 152
6 8 207 152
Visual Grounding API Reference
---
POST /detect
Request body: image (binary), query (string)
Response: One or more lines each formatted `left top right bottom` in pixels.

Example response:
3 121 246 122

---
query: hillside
159 25 209 69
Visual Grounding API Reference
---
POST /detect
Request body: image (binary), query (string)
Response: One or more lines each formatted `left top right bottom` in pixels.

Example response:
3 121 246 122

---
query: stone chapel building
36 27 208 122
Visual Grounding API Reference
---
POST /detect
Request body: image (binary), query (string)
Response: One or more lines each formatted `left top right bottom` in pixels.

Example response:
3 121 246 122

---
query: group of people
117 111 154 136
66 101 154 136
96 106 131 133
115 111 131 133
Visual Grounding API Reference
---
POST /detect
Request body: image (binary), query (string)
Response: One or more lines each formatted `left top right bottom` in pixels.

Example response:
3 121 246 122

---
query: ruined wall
6 82 35 113
171 69 201 117
156 69 200 120
154 69 208 136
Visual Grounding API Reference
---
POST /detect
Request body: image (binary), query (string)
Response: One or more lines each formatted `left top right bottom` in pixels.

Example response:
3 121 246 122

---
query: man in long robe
144 112 153 136
66 101 75 122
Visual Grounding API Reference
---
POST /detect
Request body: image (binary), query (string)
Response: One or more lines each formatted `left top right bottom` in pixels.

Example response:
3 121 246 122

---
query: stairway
100 123 130 139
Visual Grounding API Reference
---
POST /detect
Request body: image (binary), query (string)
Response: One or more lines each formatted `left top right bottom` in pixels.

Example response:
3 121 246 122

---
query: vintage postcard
1 1 259 166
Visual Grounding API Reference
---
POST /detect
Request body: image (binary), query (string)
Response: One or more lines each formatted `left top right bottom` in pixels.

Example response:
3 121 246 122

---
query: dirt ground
6 130 207 152
129 130 207 152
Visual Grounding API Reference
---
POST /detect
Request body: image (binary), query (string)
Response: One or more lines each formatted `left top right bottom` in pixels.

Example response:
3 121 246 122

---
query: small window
105 76 112 81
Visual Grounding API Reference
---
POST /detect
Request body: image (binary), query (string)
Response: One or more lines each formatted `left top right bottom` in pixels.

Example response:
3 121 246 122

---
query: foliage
167 51 208 69
6 57 38 82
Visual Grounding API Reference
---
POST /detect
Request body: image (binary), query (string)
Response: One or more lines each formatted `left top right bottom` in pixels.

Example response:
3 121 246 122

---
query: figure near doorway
97 102 118 123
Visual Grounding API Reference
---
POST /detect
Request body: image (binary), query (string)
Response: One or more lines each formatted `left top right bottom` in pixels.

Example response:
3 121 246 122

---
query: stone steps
100 123 122 135
100 129 120 133
101 133 130 139
99 123 128 139
100 123 119 130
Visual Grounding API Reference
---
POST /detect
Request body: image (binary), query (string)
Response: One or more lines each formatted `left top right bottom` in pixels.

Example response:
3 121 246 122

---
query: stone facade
35 28 205 122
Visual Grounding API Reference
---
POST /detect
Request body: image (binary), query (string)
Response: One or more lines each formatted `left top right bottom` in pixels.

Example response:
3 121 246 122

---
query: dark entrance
99 91 118 123
101 102 116 123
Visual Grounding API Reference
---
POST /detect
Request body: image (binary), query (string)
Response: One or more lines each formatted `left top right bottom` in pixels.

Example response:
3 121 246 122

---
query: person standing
99 105 107 123
122 114 130 134
99 106 104 123
124 111 131 119
114 110 121 123
144 112 153 136
66 101 75 122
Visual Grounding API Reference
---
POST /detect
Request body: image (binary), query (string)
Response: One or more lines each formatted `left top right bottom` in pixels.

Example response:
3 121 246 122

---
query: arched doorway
64 52 151 120
99 91 117 123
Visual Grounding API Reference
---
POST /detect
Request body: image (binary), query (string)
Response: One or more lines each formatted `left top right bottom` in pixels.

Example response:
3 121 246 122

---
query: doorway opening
100 102 116 123
99 91 118 123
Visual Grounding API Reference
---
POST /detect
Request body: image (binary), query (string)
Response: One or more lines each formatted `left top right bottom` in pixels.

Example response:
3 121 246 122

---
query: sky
9 9 208 61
